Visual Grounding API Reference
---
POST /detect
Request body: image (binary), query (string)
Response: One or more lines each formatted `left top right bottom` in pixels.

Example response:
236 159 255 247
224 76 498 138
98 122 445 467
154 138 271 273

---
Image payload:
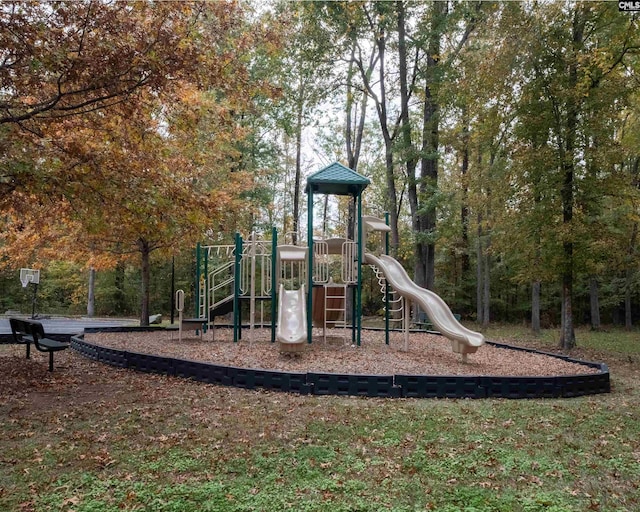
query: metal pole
31 283 38 319
385 212 390 345
233 233 243 342
250 231 256 343
195 243 201 320
307 188 314 344
356 192 363 346
351 282 357 345
271 227 277 343
351 198 357 345
170 256 175 325
203 246 208 334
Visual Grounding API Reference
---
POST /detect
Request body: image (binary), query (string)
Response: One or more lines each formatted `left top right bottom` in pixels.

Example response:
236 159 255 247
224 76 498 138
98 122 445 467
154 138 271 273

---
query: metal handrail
212 293 234 310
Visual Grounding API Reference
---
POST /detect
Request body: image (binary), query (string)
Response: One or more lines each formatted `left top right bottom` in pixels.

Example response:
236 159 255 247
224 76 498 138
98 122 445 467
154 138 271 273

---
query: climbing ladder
323 281 347 343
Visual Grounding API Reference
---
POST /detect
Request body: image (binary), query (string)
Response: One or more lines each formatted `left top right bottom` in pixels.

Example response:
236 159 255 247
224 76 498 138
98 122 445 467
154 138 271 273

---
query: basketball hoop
19 268 40 288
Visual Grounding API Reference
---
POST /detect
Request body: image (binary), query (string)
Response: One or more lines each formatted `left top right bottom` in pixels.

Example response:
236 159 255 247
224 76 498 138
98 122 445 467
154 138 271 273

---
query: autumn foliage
0 1 280 323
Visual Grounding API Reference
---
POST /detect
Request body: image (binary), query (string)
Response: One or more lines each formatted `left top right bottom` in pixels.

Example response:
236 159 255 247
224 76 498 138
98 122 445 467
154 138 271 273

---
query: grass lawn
1 325 639 511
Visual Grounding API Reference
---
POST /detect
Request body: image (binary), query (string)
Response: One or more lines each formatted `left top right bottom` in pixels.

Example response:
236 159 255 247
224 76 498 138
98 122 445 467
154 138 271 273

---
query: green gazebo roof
305 162 370 196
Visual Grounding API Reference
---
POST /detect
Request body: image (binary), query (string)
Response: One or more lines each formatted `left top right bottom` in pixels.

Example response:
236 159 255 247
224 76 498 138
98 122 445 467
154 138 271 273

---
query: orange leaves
0 0 282 271
0 199 120 271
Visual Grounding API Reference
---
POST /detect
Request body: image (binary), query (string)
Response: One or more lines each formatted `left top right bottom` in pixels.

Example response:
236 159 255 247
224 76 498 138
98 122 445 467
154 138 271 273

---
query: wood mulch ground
83 328 601 377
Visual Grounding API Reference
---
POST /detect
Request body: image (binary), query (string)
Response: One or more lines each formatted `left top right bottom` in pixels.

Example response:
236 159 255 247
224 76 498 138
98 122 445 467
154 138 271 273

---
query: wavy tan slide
276 284 307 351
365 253 484 358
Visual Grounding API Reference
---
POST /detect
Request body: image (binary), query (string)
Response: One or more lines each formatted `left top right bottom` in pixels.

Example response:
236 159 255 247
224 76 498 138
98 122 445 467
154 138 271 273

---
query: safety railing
240 238 272 297
313 241 329 284
240 254 272 296
342 241 358 284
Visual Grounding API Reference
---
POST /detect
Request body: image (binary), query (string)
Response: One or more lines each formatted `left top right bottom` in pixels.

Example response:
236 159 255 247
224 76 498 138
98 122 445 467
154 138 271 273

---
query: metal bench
9 318 70 372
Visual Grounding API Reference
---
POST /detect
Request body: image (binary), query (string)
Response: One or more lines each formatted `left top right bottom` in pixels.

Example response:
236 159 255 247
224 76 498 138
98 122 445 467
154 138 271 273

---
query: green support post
203 245 208 333
271 227 277 343
351 199 357 345
307 189 314 344
356 193 363 346
195 243 201 319
233 233 243 343
351 283 357 345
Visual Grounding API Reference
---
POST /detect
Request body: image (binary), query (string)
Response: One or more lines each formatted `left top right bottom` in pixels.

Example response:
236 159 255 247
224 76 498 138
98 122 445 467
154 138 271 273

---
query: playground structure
187 162 485 360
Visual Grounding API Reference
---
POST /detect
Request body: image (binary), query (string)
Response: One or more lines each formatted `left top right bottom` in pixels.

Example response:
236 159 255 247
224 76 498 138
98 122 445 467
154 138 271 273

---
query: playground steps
323 283 347 344
311 284 346 328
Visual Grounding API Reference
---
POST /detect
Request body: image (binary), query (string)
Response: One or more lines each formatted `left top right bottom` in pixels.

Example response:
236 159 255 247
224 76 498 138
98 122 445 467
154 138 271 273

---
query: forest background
0 1 638 350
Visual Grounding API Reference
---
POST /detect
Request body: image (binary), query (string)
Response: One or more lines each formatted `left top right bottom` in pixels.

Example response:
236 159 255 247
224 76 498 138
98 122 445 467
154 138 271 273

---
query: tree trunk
384 144 400 254
625 222 638 330
346 43 367 174
345 47 368 324
417 1 446 291
114 260 126 315
377 27 400 254
560 282 575 350
87 267 96 317
460 106 471 277
476 215 483 324
482 239 490 328
359 5 400 252
396 0 421 285
532 280 541 335
558 8 584 350
322 194 329 237
139 239 151 327
589 277 601 331
292 79 305 246
532 173 542 336
625 268 633 330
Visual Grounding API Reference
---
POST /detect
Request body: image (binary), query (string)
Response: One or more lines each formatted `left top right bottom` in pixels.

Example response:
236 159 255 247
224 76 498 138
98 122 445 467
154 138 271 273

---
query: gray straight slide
365 253 484 356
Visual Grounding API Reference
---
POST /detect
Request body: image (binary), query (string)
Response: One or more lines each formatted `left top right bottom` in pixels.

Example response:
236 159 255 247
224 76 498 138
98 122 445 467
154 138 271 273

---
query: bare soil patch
84 328 601 377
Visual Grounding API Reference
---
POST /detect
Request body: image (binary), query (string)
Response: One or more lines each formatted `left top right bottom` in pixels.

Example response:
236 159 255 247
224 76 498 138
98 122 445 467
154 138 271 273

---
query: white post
404 298 410 352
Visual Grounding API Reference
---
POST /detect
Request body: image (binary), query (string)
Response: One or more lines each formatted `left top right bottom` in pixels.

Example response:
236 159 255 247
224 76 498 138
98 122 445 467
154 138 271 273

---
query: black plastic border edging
70 332 610 399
